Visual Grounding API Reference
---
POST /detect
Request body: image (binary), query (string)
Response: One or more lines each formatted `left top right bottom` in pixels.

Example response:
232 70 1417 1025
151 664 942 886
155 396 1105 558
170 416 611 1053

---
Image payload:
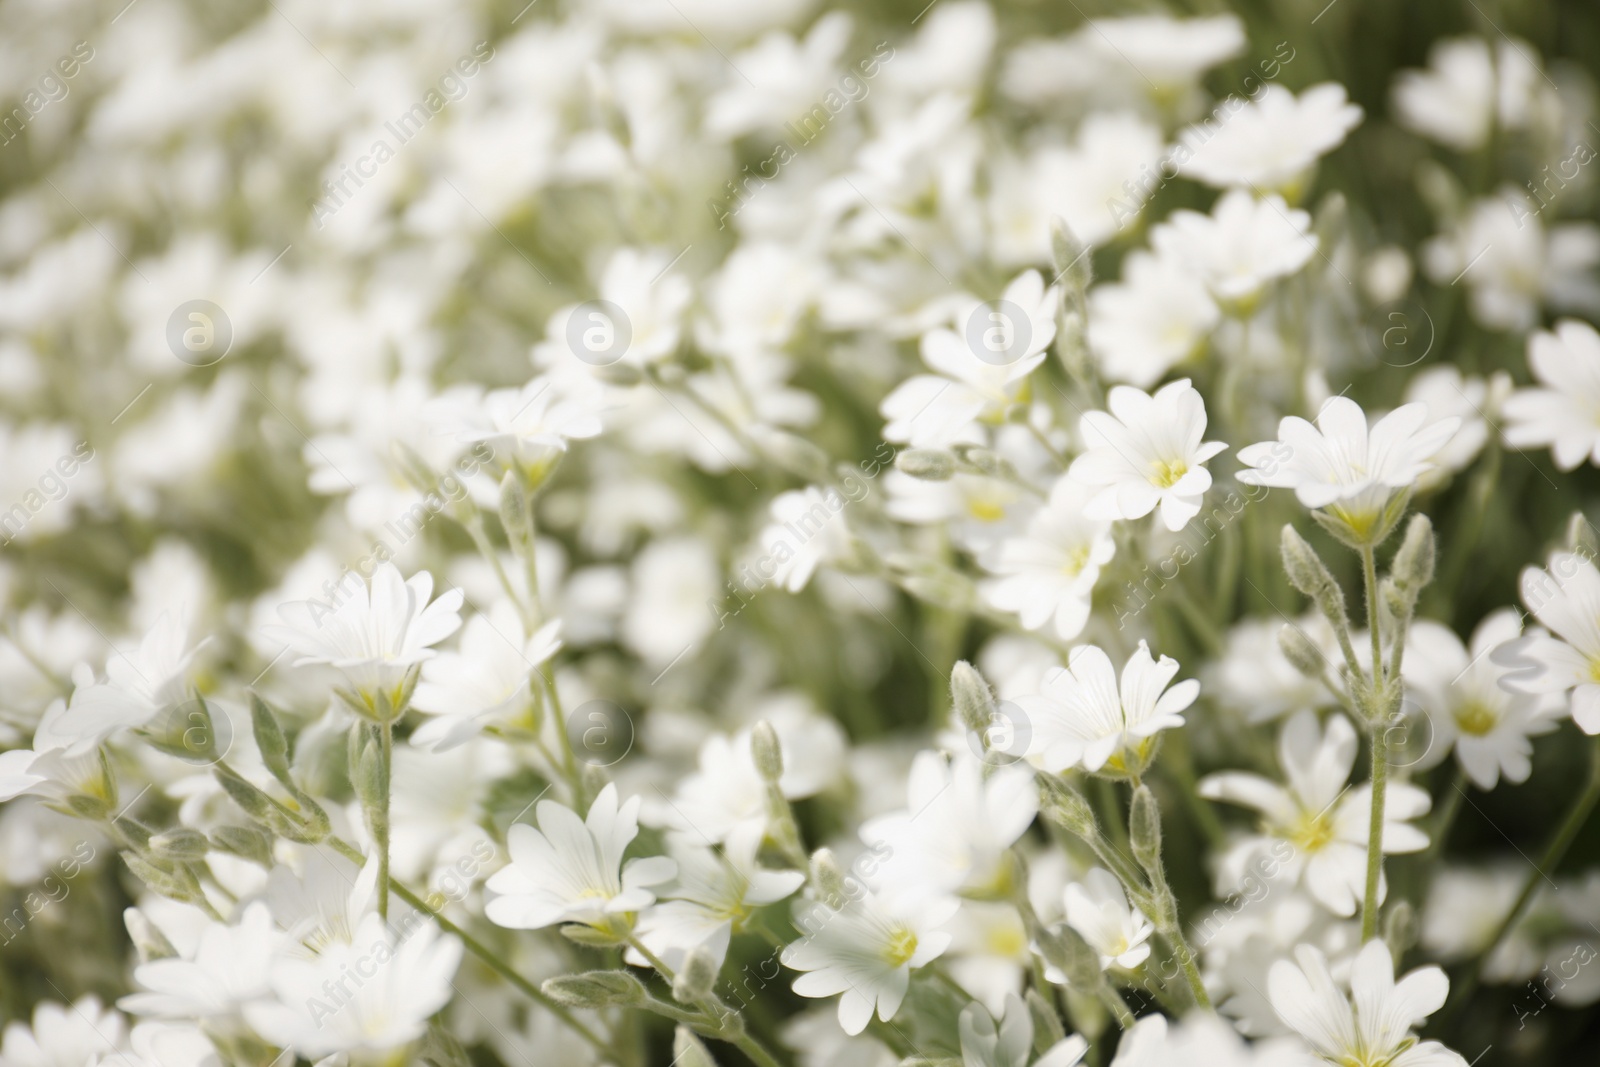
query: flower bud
810 847 849 908
1026 987 1066 1051
756 432 831 484
750 720 784 784
1384 900 1417 957
124 907 177 963
1038 777 1096 839
1567 511 1599 561
952 445 1017 481
149 828 210 861
211 825 274 867
950 661 996 736
895 448 955 481
672 1027 717 1067
1281 525 1349 628
1278 623 1327 679
542 970 646 1007
1390 513 1435 594
499 471 532 547
672 946 720 1003
1050 215 1093 297
1129 785 1162 874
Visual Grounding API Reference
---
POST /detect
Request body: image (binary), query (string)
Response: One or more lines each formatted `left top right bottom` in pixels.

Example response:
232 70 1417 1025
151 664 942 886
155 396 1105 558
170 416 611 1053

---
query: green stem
377 720 392 921
1443 736 1600 1024
1361 730 1389 943
1360 546 1384 685
1359 545 1388 943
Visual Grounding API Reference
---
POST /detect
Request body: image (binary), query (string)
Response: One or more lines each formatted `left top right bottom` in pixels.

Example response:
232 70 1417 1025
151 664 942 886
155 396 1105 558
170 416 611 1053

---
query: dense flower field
3 0 1600 1064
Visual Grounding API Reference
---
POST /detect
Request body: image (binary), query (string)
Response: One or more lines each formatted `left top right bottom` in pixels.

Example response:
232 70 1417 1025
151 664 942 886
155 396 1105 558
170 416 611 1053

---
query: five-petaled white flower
1063 867 1155 971
1404 609 1564 789
410 599 563 751
1151 190 1317 311
1015 641 1200 776
1269 939 1467 1067
1068 378 1227 532
981 477 1116 641
1236 396 1459 542
485 783 676 931
781 888 958 1035
881 270 1059 448
1497 549 1600 734
630 836 804 972
860 749 1039 902
1178 83 1363 194
1200 711 1431 917
264 563 464 719
1503 319 1600 471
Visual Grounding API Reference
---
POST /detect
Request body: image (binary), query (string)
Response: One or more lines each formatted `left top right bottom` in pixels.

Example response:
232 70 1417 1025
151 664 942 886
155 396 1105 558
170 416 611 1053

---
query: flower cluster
2 1 1599 1066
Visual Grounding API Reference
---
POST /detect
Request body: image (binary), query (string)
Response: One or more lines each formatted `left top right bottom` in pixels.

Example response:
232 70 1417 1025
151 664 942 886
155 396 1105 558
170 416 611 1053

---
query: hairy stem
1359 544 1388 942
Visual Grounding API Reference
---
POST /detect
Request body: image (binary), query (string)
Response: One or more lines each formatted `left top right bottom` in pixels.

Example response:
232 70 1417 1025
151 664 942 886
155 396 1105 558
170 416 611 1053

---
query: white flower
245 910 462 1061
264 563 464 717
119 902 281 1026
958 993 1088 1067
981 478 1115 641
1499 550 1600 733
1205 615 1340 724
1085 15 1245 94
1503 319 1600 470
1403 610 1563 789
1200 712 1431 917
1403 366 1510 486
1236 396 1460 539
1178 83 1363 194
410 600 562 751
631 837 804 971
34 613 204 756
703 13 854 139
1068 378 1227 531
782 889 958 1035
485 783 675 931
1422 193 1600 332
1269 939 1467 1067
1087 249 1220 388
427 374 606 479
987 114 1165 263
1063 867 1154 970
1392 37 1550 152
758 486 856 593
622 535 719 667
860 749 1038 902
1015 641 1199 775
1151 190 1317 309
881 270 1059 448
0 996 127 1067
534 247 693 370
1421 865 1544 981
661 715 845 853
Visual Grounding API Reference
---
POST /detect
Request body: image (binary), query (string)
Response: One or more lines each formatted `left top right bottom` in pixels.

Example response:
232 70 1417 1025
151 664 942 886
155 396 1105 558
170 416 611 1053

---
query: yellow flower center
1287 808 1336 853
883 925 919 967
1061 544 1091 577
1453 700 1498 737
967 498 1007 522
1150 458 1188 489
